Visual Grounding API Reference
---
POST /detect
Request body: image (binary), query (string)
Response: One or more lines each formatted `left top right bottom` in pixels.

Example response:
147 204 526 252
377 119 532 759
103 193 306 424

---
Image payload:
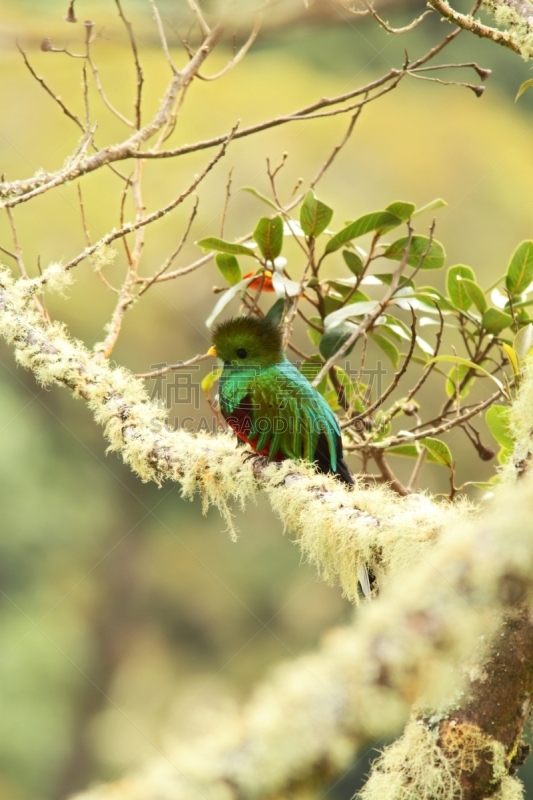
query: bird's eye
236 348 247 359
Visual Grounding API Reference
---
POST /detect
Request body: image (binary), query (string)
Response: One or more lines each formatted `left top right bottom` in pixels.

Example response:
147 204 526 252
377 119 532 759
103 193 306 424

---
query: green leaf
324 300 380 329
505 241 533 296
427 355 505 393
205 275 254 328
412 198 447 217
253 216 284 261
300 190 334 237
486 405 513 450
461 278 487 313
215 253 242 286
513 323 533 361
482 308 513 335
197 237 256 257
383 235 445 270
385 201 415 222
369 332 400 368
502 343 520 376
325 211 402 254
328 287 370 308
445 363 473 399
515 78 533 102
343 249 364 276
264 297 286 327
387 439 452 466
420 437 453 467
240 186 279 211
201 367 222 393
319 322 357 359
446 265 475 311
387 443 420 459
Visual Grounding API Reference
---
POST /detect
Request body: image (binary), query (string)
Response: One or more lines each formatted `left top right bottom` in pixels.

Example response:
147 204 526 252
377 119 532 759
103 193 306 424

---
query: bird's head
208 316 283 368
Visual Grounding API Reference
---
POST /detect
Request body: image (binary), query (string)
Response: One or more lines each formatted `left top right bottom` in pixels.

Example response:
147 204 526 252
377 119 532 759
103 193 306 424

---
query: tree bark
437 606 533 798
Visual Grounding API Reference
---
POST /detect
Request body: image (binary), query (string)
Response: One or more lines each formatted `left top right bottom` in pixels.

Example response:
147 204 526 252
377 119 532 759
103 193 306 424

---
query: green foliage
197 237 257 257
383 235 445 271
215 254 242 286
447 265 476 311
253 216 284 261
505 240 533 296
200 192 525 490
325 211 402 254
300 190 333 237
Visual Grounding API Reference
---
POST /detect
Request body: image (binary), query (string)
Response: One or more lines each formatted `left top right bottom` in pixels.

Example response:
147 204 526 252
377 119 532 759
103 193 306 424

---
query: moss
358 717 508 800
482 1 533 59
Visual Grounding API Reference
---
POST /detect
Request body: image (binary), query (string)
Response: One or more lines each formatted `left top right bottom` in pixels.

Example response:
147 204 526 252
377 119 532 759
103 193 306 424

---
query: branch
0 68 400 207
0 266 464 601
0 25 224 206
67 423 533 800
427 0 523 55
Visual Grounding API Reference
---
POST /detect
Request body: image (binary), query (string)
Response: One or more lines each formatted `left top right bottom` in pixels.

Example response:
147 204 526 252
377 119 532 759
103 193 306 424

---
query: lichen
358 717 508 800
482 0 533 59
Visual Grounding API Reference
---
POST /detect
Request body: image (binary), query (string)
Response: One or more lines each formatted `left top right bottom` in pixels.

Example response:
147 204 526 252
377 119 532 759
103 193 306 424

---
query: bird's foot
242 451 269 475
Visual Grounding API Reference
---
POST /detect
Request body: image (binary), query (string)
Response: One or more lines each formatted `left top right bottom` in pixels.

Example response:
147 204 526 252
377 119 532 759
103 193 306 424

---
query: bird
207 315 354 484
207 316 371 598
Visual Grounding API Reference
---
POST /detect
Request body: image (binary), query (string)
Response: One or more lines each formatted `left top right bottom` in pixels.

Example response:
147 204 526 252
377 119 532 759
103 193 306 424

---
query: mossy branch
428 0 533 58
3 264 533 798
0 265 470 601
66 437 533 800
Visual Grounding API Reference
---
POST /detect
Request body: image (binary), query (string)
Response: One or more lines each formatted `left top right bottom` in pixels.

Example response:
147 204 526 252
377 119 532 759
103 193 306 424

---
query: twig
354 1 433 33
138 196 199 296
38 125 238 282
136 353 210 379
114 0 144 128
5 207 27 278
17 42 84 131
197 16 262 80
85 21 134 128
220 169 233 238
148 0 179 75
372 449 409 495
342 307 418 428
312 227 415 387
186 0 211 35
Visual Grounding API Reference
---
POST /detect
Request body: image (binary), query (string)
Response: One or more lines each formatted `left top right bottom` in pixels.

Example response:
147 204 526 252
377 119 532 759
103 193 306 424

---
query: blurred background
1 1 533 798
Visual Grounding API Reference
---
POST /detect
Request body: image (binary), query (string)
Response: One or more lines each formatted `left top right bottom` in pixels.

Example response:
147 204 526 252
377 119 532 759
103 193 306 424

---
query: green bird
207 315 354 485
207 316 372 597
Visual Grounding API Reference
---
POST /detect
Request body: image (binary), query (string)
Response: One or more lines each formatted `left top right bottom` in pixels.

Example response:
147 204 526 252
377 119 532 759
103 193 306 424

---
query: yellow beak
207 345 217 357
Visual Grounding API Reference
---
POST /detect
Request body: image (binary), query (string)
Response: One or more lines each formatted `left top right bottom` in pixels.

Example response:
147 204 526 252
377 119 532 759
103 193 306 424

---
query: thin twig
136 353 210 379
114 0 144 128
354 1 433 33
197 16 262 80
138 196 199 296
149 0 179 74
42 124 239 280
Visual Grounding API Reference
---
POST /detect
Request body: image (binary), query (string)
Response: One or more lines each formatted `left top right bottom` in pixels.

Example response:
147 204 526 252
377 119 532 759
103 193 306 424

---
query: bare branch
136 353 210 379
351 1 433 33
17 43 84 131
197 16 262 80
148 0 179 75
138 196 199 296
114 0 144 128
48 124 238 280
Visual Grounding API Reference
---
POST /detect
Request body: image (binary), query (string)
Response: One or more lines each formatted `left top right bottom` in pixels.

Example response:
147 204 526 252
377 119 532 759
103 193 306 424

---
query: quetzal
207 316 371 597
207 316 354 484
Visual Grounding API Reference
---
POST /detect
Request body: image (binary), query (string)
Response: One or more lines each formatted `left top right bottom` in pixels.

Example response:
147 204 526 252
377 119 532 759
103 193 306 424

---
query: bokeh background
1 1 533 798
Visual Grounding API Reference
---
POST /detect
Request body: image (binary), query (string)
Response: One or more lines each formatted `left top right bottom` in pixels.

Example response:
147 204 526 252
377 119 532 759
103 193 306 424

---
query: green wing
248 360 340 469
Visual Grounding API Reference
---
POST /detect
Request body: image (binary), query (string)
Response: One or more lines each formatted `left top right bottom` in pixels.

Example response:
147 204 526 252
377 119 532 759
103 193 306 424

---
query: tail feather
358 565 371 599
